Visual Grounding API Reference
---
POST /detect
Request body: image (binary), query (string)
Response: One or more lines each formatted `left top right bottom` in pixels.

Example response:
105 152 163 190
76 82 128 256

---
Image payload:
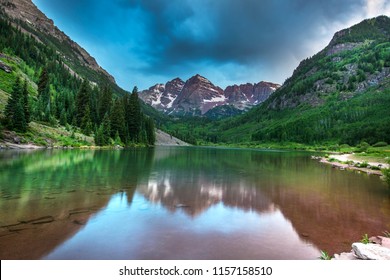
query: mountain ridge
139 74 280 117
161 15 390 146
0 0 116 85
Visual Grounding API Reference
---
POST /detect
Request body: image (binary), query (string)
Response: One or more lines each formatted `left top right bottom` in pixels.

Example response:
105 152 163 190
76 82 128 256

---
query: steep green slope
204 16 390 146
0 11 157 147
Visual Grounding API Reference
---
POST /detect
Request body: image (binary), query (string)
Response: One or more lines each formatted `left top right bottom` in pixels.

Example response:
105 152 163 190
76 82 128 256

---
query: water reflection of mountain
137 147 290 217
140 147 390 255
139 174 276 217
0 149 154 259
2 147 389 259
266 165 390 255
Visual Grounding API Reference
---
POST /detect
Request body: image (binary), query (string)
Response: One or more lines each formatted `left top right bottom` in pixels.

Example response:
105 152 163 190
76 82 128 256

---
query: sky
32 0 390 91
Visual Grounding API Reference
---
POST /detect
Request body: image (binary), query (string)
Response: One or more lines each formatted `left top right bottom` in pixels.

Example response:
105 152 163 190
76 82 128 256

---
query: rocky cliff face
172 74 225 116
140 78 185 113
139 74 280 117
0 0 115 83
225 81 280 110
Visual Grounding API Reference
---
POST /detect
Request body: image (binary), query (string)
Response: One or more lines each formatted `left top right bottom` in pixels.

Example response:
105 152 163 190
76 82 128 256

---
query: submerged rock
352 243 390 260
175 204 189 208
20 216 54 224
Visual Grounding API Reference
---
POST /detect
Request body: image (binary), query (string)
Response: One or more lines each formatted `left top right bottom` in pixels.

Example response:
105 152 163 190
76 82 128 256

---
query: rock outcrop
333 236 390 260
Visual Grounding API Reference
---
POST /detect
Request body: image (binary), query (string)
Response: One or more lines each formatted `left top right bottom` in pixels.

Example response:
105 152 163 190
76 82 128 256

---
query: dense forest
0 15 155 146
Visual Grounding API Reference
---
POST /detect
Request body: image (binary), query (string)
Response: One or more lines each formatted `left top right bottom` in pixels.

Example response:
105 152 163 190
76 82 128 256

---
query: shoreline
313 154 388 176
332 235 390 260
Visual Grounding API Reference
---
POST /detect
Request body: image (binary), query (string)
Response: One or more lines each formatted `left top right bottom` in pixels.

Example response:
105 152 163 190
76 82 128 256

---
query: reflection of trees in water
0 148 155 198
0 148 156 227
139 147 390 256
0 148 156 259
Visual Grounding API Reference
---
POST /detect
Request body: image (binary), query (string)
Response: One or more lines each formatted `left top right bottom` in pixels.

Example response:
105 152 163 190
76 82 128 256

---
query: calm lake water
0 147 389 259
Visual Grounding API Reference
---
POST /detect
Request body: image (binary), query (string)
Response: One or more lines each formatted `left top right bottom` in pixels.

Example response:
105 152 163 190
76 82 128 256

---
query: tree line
3 68 155 146
0 15 155 146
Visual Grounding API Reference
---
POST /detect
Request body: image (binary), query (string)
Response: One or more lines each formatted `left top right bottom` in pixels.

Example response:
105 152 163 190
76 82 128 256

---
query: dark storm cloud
33 0 374 89
116 0 365 68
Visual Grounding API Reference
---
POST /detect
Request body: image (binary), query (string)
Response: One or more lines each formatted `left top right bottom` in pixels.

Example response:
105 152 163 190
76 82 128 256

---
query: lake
0 147 389 259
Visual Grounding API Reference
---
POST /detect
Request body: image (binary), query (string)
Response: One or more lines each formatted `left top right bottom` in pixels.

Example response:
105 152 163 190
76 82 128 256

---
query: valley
0 0 390 262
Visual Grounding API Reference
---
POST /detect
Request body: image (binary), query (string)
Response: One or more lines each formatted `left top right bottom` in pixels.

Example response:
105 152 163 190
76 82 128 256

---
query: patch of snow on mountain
166 93 177 109
203 95 227 103
151 92 163 106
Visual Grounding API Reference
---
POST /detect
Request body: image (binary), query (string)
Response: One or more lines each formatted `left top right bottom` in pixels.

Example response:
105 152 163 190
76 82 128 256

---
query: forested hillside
0 12 155 147
162 16 390 147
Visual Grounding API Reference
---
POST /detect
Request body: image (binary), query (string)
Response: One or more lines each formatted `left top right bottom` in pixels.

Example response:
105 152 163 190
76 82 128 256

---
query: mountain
139 78 185 113
224 81 280 109
0 0 157 147
0 0 118 87
139 74 280 117
221 15 390 145
163 16 390 146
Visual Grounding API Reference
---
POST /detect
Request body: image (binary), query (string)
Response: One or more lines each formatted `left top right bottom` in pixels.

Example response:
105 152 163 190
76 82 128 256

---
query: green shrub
354 142 370 153
339 144 351 149
372 141 388 147
360 234 371 244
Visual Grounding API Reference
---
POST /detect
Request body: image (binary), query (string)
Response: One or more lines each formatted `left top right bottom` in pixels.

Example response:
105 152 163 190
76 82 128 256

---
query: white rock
352 243 390 260
333 252 357 260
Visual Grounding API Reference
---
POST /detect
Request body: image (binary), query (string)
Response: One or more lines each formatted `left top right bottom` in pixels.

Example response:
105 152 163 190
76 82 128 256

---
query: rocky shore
312 154 388 176
334 236 390 260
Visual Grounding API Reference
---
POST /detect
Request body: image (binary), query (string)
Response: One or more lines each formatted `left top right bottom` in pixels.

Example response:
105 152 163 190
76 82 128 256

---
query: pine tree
75 80 90 127
4 77 22 128
95 113 111 146
13 100 27 132
127 87 141 142
35 67 51 122
110 98 126 142
98 85 112 124
21 80 30 124
145 117 156 145
81 105 93 135
37 68 49 95
4 77 28 132
59 108 67 126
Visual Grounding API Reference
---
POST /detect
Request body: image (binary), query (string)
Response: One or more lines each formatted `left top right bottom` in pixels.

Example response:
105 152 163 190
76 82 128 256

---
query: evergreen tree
4 77 22 128
75 80 90 127
81 105 93 135
21 80 30 123
4 77 28 132
110 98 126 142
59 108 67 126
13 100 27 132
145 117 156 145
95 113 111 146
127 87 141 142
37 68 49 95
35 67 51 122
98 85 112 124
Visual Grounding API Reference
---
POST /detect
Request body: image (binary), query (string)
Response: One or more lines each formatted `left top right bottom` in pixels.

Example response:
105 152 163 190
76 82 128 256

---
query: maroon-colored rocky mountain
139 74 280 117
